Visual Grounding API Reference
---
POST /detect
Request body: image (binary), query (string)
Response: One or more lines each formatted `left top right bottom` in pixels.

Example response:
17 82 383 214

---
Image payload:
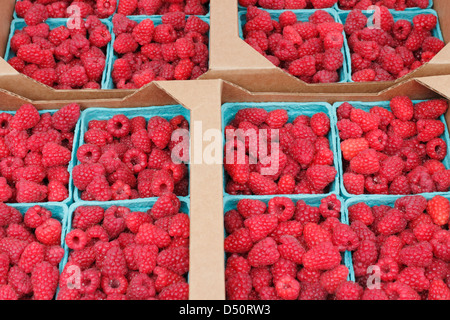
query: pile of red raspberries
0 103 79 203
58 196 189 300
347 195 450 300
241 7 346 83
73 112 189 201
338 98 450 195
0 204 64 300
224 107 337 195
345 7 444 82
224 195 357 300
111 13 209 88
8 15 111 89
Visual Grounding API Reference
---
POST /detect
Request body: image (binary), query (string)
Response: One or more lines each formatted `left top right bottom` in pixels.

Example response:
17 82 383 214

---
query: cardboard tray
0 76 450 300
2 0 450 99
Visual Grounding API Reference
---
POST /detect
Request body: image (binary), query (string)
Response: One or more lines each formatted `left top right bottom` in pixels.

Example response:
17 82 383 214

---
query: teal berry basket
0 108 79 206
72 105 190 204
341 191 445 285
105 14 210 89
7 202 70 275
333 0 434 13
56 196 190 299
338 8 444 82
221 102 340 198
223 194 355 283
237 8 352 83
114 0 211 18
334 100 450 199
4 18 115 90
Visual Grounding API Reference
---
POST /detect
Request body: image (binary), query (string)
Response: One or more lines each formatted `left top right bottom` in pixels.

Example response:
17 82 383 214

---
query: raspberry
59 65 89 88
31 262 59 300
96 0 117 18
247 237 280 268
288 56 316 77
158 281 189 300
267 197 295 222
320 265 349 294
413 14 437 32
276 235 305 265
426 138 447 161
126 273 156 300
41 143 72 167
427 195 450 226
394 195 427 221
65 229 88 251
344 9 367 35
10 104 40 131
352 68 376 82
243 214 277 242
0 284 18 300
273 275 300 300
248 172 278 195
343 172 365 195
24 4 48 26
397 267 430 292
349 148 380 175
340 138 369 161
414 99 448 120
385 282 421 300
428 279 450 300
399 241 433 268
350 108 379 133
303 241 341 271
156 246 189 275
35 218 61 246
24 205 52 229
72 163 106 191
390 96 414 121
15 179 47 203
335 281 363 300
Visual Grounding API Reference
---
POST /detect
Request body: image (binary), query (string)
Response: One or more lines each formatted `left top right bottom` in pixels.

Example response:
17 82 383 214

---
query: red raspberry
331 222 359 252
427 195 450 226
153 266 185 293
18 242 45 274
344 9 367 35
135 222 171 249
413 14 437 31
298 282 328 300
350 108 379 133
65 229 88 251
385 282 421 300
288 56 316 77
417 119 445 142
277 235 305 264
352 69 376 82
157 246 189 275
10 104 40 131
397 267 430 292
24 3 48 26
426 138 447 161
225 271 252 300
319 265 349 294
248 172 278 195
236 199 267 219
35 218 61 246
414 99 448 120
31 262 59 300
41 143 71 167
59 65 89 88
224 210 244 235
337 119 363 140
275 275 300 300
224 228 253 254
158 281 189 300
343 172 365 195
428 279 450 300
126 273 156 300
349 148 380 175
244 214 278 242
247 237 280 267
47 180 69 202
340 138 369 161
310 112 330 137
162 12 187 30
267 197 295 222
302 241 341 271
15 179 47 203
390 96 414 121
399 241 433 268
335 281 363 300
96 0 117 18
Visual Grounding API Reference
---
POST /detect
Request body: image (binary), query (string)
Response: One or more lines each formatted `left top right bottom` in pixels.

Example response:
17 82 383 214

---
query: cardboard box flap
415 75 450 100
220 77 441 103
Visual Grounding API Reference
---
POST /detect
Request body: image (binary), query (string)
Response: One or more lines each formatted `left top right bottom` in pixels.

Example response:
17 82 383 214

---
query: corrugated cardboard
1 75 450 300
